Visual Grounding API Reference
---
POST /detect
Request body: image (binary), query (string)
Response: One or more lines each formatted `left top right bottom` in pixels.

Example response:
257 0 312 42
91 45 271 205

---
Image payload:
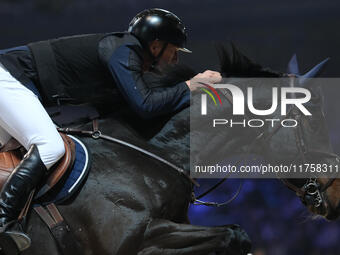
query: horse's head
278 55 340 221
217 44 340 220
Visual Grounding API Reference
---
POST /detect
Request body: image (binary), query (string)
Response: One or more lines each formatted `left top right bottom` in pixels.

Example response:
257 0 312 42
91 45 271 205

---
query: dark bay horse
21 110 251 255
20 44 338 255
20 49 254 255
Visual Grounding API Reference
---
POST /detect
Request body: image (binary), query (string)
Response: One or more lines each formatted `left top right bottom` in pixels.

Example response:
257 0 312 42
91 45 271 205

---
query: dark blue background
1 1 340 254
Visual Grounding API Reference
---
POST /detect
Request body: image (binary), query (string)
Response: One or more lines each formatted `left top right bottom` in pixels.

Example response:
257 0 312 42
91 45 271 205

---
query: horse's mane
216 42 284 78
152 42 284 82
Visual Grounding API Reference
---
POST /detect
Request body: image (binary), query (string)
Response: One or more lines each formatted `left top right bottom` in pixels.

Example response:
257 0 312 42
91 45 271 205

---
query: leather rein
57 120 199 185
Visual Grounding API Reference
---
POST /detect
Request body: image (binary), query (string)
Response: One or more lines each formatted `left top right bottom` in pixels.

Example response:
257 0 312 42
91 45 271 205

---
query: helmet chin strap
151 42 168 70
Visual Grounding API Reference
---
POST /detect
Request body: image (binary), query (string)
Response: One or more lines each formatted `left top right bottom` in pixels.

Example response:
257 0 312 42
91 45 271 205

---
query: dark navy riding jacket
0 32 190 119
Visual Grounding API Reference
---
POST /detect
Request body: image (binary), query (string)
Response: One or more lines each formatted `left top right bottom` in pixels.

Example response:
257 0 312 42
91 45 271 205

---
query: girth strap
34 203 82 255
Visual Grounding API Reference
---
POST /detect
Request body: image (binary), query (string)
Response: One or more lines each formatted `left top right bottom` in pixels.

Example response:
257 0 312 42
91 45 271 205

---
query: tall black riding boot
0 144 47 253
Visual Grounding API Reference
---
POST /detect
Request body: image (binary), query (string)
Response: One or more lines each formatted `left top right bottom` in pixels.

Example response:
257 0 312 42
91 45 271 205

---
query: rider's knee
51 140 65 163
36 137 65 170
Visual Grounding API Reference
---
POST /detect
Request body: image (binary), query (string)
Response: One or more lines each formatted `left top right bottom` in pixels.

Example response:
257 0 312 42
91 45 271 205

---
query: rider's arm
107 45 190 119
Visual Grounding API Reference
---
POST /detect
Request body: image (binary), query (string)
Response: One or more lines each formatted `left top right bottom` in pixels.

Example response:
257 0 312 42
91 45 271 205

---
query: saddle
0 132 76 198
0 133 86 254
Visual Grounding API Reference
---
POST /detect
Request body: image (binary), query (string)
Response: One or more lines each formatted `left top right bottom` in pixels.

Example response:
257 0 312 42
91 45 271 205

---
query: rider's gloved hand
185 70 222 91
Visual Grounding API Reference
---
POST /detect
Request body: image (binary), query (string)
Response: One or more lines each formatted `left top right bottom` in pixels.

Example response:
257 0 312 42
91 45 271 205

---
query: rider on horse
0 8 221 251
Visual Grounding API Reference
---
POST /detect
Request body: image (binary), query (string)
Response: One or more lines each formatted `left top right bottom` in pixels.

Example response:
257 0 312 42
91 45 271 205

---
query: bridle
191 78 340 208
277 78 340 209
241 98 339 209
272 106 339 209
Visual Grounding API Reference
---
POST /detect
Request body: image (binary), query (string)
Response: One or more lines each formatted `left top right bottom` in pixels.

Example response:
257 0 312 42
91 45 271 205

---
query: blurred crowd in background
190 179 339 255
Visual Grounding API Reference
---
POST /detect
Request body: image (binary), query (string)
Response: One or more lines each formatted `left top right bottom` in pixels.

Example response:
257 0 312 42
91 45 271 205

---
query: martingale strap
34 203 82 255
57 120 199 188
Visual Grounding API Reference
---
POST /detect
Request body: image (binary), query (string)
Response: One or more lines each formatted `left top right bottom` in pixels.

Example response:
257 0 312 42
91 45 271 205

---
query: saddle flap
0 132 76 197
0 138 22 153
0 149 22 189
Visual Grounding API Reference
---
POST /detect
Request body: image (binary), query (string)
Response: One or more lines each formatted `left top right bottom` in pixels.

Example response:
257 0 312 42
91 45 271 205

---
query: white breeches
0 64 65 170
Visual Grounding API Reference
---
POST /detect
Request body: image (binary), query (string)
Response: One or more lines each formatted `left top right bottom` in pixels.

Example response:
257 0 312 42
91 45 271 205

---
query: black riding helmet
128 8 192 58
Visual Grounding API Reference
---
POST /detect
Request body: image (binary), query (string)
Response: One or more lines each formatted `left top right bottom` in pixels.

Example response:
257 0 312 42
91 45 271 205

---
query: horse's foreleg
138 219 251 255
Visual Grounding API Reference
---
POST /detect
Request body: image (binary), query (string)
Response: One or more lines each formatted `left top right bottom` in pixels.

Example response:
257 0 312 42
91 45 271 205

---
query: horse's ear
215 42 232 77
299 57 330 86
287 54 300 75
